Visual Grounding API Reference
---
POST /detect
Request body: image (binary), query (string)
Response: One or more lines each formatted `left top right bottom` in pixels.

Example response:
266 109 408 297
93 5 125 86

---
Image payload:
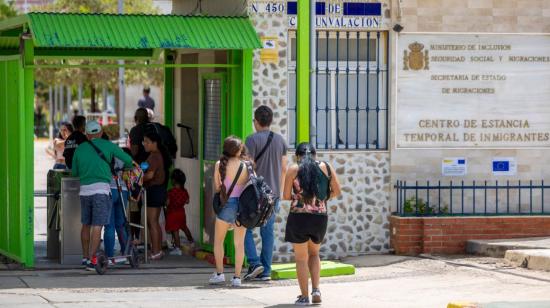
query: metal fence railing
394 180 550 217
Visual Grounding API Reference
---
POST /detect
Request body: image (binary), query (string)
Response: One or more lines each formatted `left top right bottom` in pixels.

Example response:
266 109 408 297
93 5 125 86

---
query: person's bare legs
182 224 194 242
81 224 90 259
147 207 162 255
233 225 247 277
172 231 181 248
214 218 230 273
293 243 310 297
89 225 103 259
307 240 321 290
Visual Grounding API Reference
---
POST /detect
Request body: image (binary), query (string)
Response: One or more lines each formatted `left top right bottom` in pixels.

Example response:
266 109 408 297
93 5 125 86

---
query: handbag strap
87 140 115 175
224 162 244 200
254 131 274 162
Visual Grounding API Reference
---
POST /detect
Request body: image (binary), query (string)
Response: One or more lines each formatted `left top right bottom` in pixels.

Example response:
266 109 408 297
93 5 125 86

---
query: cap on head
85 120 102 135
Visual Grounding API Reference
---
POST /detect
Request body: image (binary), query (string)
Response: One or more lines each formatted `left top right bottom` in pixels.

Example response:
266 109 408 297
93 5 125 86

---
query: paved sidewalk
2 256 550 307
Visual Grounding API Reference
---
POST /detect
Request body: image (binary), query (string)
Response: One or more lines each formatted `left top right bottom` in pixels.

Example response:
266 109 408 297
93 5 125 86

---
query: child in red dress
166 169 194 256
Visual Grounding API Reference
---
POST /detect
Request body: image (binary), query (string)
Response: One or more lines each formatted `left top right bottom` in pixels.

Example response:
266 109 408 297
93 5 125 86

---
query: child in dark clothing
166 169 194 256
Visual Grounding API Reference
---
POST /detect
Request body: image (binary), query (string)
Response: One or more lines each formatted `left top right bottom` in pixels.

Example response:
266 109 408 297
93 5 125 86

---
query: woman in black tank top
282 143 342 305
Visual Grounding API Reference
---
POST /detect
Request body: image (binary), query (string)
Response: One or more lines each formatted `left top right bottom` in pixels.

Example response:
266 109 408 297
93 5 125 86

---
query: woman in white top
47 122 73 169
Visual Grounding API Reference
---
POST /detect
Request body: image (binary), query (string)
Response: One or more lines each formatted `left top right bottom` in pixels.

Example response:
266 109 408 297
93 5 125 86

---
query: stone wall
247 0 393 260
249 8 289 138
250 152 391 262
397 0 550 33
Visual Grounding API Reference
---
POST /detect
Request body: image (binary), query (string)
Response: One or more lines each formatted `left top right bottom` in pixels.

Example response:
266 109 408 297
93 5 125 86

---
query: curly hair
171 168 186 188
219 136 247 201
296 142 318 203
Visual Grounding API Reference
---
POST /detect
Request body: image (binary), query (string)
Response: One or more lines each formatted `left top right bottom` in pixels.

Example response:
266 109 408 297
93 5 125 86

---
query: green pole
241 49 254 138
164 51 175 129
297 0 310 143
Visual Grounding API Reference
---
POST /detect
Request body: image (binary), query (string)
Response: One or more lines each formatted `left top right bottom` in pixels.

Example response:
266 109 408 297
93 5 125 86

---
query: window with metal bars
288 30 389 150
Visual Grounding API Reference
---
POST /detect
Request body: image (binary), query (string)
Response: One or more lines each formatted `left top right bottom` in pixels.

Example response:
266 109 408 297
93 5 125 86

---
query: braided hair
296 142 318 203
219 136 247 201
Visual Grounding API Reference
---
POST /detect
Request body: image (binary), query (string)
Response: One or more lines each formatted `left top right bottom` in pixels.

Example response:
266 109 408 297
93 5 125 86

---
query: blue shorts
217 197 239 224
80 194 112 226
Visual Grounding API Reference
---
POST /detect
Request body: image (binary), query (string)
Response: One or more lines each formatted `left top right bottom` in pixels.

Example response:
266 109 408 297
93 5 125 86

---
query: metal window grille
395 180 550 217
288 30 389 150
203 79 222 161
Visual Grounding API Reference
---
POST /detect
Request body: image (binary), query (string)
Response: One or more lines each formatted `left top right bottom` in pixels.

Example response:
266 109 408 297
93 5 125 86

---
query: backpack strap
87 140 115 175
324 161 332 180
244 161 256 179
224 162 244 200
254 131 274 162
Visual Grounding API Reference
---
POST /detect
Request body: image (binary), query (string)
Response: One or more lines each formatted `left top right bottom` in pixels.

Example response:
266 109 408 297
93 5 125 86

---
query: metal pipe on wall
67 85 71 120
78 83 83 115
118 0 126 140
48 86 53 140
53 85 58 129
309 0 317 145
59 85 64 121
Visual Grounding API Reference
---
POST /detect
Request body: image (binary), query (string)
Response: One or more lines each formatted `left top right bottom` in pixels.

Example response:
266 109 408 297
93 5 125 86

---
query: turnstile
59 177 82 265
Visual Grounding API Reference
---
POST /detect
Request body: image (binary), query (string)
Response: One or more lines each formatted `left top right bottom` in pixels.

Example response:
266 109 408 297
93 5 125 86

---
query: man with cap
72 120 134 271
138 86 155 111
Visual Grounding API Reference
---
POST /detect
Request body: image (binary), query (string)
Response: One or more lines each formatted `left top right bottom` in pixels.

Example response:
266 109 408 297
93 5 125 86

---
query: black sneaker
81 258 89 266
85 262 96 272
254 274 272 281
243 264 264 281
295 295 310 306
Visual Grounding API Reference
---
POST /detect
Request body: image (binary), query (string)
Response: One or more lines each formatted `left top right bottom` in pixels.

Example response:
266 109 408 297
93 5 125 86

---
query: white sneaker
231 277 241 287
169 248 183 256
209 272 225 285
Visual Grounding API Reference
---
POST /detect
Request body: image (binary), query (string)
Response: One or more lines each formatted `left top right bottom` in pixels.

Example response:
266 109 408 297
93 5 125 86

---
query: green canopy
0 13 262 52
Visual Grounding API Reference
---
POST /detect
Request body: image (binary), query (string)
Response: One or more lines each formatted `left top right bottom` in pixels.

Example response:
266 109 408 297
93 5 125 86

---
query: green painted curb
271 261 356 280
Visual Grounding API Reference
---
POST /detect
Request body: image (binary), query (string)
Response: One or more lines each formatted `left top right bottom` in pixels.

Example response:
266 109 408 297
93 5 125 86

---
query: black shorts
145 185 167 208
285 213 328 244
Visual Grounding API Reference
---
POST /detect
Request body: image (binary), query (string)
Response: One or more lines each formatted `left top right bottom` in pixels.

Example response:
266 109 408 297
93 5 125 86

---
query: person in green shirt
72 120 133 271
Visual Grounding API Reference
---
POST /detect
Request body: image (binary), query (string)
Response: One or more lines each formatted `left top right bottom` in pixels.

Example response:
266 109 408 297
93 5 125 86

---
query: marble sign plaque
396 34 550 148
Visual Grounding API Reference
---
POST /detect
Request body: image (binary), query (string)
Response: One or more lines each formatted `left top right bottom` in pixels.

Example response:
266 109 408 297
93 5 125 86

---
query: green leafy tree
32 0 163 112
0 0 17 20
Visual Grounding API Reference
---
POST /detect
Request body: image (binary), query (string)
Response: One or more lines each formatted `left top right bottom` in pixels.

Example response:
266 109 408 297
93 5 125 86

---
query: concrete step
505 249 550 271
466 237 550 257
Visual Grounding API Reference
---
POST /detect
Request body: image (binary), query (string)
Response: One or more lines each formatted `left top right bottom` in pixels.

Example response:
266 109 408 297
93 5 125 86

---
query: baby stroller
95 163 145 275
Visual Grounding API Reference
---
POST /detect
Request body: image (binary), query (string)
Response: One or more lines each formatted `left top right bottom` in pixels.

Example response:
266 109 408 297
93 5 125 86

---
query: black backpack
236 161 278 229
146 122 178 159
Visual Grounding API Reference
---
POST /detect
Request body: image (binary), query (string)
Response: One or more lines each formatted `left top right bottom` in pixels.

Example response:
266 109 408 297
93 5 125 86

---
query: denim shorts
80 194 112 226
217 197 239 224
